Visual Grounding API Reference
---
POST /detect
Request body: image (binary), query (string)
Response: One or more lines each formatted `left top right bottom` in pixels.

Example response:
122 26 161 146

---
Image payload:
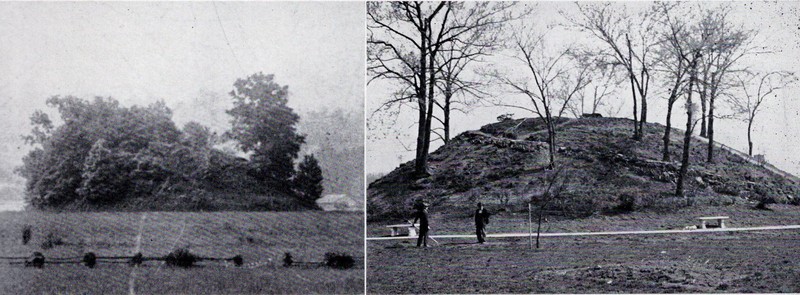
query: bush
323 252 355 269
78 139 133 205
21 225 32 245
164 248 197 268
615 194 637 212
41 231 64 249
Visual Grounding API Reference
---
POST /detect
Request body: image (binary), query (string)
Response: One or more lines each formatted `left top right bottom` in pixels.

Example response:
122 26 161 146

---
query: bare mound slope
368 117 799 221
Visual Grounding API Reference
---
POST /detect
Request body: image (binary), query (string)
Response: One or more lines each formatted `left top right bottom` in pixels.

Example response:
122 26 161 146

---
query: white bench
385 223 420 237
697 216 729 229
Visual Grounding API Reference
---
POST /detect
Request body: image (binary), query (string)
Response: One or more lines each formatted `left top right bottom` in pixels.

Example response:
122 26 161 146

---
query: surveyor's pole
528 203 533 249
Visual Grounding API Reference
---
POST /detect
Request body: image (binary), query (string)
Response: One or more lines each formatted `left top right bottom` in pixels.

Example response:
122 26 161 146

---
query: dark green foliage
295 155 324 209
323 252 355 269
225 73 305 190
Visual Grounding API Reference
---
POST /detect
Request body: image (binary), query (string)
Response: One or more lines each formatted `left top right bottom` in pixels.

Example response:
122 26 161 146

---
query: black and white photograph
0 2 365 294
366 1 800 293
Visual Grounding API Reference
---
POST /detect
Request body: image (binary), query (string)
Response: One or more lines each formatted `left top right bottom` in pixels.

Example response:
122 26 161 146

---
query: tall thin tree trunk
699 74 708 138
443 88 452 144
639 69 648 139
418 42 437 177
546 116 556 169
663 99 676 162
626 34 640 140
413 26 429 177
676 57 698 197
706 80 716 163
747 119 754 156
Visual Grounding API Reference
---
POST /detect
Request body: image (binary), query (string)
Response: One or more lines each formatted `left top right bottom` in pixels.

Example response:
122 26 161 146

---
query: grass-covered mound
368 117 799 221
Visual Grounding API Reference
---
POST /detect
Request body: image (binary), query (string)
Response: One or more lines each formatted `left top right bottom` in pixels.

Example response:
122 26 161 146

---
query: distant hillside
368 117 800 221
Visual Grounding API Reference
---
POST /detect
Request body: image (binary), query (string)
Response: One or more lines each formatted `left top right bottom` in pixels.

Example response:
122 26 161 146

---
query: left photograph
0 2 364 294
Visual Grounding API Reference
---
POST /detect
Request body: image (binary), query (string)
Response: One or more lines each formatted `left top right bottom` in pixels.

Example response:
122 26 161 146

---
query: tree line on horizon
367 1 797 197
16 72 325 211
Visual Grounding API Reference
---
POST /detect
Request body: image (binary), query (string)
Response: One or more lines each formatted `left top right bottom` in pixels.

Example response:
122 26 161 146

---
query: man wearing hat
411 199 430 248
474 202 490 243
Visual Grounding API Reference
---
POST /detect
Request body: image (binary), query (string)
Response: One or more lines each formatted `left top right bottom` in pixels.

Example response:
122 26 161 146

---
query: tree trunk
639 90 647 139
747 118 754 156
638 68 648 139
699 99 707 138
413 26 429 177
443 88 452 144
417 41 437 178
676 58 698 197
663 99 676 162
697 65 709 137
706 79 716 163
546 116 556 169
626 34 640 140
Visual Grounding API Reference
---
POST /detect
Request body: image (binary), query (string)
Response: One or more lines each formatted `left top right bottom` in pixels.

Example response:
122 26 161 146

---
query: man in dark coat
411 200 430 248
474 202 490 243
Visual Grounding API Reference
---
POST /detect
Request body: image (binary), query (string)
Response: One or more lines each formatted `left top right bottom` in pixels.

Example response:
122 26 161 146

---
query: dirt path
367 224 800 240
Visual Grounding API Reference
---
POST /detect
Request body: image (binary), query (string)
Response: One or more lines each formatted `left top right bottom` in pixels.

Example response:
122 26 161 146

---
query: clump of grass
40 231 64 249
283 252 293 267
21 225 32 245
26 252 45 268
82 252 97 268
164 248 197 268
323 252 354 269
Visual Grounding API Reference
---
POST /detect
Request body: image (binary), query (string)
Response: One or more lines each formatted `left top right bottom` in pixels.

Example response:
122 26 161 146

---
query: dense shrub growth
17 73 325 211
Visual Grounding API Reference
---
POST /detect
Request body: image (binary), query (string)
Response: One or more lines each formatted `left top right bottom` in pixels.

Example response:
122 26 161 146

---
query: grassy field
0 211 364 294
367 204 800 293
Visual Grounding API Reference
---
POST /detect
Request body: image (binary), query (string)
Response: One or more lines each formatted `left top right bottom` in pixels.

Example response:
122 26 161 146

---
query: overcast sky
367 1 800 178
0 2 365 188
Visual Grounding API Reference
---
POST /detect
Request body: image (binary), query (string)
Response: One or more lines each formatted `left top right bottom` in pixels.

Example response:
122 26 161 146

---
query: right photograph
366 1 800 294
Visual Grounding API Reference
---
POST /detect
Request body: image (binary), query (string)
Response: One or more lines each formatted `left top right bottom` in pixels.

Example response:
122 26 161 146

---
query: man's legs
417 229 428 247
476 226 485 243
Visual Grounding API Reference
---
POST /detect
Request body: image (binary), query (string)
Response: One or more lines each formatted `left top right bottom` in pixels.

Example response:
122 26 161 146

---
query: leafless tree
529 166 569 249
563 3 660 141
566 54 623 118
728 71 797 156
656 4 709 196
653 2 691 162
692 5 756 163
431 23 498 144
367 1 523 177
493 28 590 169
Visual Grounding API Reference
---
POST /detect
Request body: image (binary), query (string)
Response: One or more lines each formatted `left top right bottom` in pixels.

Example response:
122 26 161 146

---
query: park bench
697 216 729 229
385 223 420 237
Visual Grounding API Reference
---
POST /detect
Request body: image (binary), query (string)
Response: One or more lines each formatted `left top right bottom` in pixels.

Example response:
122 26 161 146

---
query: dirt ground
367 204 800 293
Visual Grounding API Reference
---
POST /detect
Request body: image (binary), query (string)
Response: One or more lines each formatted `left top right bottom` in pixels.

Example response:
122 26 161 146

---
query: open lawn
0 211 364 294
367 204 800 293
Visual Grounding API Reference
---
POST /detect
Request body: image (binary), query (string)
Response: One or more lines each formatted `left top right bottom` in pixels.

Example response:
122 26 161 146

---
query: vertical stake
528 203 533 250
